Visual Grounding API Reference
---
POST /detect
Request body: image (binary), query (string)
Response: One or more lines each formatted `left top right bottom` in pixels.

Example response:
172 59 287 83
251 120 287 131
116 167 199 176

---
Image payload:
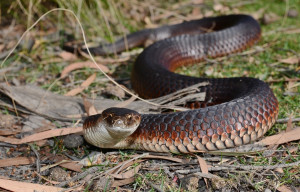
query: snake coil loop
83 14 279 153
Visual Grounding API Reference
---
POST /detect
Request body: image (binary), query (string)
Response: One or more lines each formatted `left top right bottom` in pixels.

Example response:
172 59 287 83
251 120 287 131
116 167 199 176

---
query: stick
276 117 300 123
176 160 300 174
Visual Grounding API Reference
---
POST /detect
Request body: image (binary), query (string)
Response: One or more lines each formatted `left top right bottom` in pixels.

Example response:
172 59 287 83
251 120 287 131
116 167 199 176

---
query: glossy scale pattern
83 14 279 153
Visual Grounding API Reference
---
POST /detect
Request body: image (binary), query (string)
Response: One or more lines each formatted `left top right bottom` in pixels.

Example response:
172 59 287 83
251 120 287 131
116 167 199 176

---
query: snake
82 14 279 153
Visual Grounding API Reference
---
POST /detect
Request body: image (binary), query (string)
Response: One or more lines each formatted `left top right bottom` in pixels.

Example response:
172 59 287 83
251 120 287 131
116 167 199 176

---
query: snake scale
82 14 279 153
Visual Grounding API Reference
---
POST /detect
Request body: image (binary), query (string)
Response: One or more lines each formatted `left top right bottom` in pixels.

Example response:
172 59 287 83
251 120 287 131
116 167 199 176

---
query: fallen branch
56 166 99 187
176 160 300 174
276 117 300 123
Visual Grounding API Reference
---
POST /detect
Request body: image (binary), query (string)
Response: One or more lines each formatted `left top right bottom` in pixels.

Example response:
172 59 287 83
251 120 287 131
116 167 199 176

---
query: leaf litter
0 1 299 191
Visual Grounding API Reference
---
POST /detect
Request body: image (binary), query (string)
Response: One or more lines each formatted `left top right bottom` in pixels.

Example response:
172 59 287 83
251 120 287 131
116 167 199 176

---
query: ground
0 0 299 191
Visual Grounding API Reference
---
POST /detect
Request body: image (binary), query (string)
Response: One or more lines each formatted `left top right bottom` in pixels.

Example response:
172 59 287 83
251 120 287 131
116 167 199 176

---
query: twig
163 167 174 178
283 92 299 96
266 78 300 83
176 160 300 174
218 160 300 170
150 82 208 110
146 181 164 192
276 117 300 123
192 172 218 179
29 143 40 173
56 166 100 187
105 153 149 175
0 142 17 148
64 152 81 161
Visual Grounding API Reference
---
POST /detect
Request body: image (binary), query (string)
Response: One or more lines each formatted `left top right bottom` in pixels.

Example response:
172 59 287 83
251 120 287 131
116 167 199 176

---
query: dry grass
0 0 299 191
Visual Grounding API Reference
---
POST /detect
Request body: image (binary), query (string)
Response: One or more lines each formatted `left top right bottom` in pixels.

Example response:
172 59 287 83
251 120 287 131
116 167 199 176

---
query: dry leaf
286 81 300 94
41 160 73 172
197 155 209 187
259 127 300 146
65 73 96 96
104 84 126 99
61 61 109 78
106 153 149 175
0 175 11 180
83 96 98 116
0 179 63 192
60 161 83 172
283 28 300 34
111 177 135 187
213 4 224 11
274 167 284 173
7 40 16 49
0 44 5 52
191 7 201 17
251 8 265 20
0 127 83 145
144 17 156 28
277 185 293 192
113 96 136 108
59 51 77 61
0 157 36 168
110 164 141 179
32 139 48 146
286 115 293 132
280 56 299 64
0 129 20 136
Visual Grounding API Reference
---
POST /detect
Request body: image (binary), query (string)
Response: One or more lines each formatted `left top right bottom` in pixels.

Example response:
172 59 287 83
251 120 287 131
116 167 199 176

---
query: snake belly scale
82 14 279 153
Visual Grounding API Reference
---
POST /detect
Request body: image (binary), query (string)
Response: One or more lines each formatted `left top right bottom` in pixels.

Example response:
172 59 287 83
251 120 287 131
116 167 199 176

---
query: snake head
83 107 141 148
101 107 141 136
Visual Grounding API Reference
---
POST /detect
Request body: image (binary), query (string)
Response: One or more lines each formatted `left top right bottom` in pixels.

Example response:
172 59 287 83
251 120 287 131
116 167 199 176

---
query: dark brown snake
82 14 279 153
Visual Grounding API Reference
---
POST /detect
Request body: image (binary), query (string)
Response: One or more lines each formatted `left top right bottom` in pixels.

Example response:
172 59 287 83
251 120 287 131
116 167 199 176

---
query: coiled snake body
83 14 279 153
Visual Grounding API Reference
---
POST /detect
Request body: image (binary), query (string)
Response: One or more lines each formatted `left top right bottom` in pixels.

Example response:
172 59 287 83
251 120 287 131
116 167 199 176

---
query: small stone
63 134 84 149
287 9 298 18
49 167 69 182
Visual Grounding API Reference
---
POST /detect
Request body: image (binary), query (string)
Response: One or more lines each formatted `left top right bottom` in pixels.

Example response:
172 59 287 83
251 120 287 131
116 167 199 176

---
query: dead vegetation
0 0 299 191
